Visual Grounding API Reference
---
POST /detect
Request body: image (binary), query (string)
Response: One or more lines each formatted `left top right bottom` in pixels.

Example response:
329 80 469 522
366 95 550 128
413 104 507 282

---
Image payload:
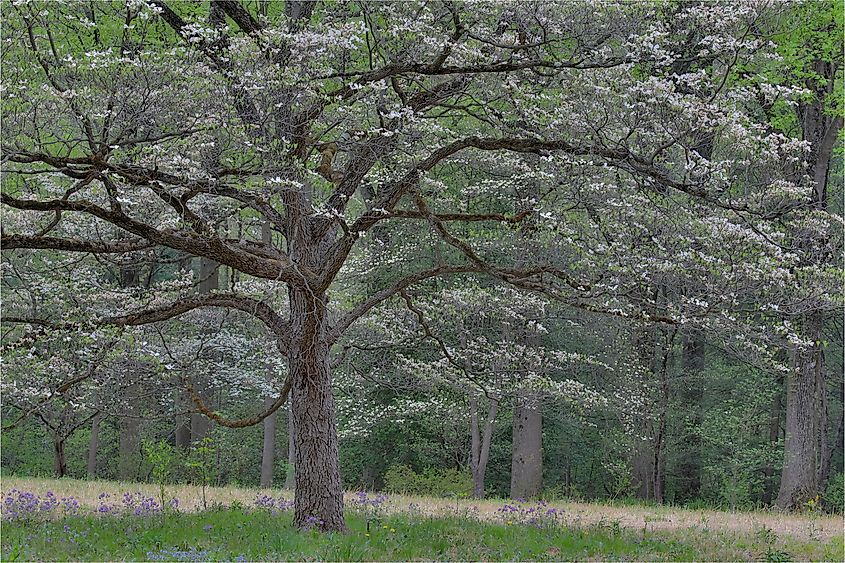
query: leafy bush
142 440 178 508
541 484 583 502
822 473 844 514
384 465 472 497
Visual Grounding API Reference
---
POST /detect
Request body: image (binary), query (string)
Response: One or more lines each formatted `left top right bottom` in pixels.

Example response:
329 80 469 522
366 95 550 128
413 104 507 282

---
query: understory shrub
822 473 844 514
384 465 471 497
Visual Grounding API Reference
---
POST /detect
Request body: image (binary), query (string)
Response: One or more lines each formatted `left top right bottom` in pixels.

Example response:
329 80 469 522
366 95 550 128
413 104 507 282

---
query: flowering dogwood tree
2 1 839 528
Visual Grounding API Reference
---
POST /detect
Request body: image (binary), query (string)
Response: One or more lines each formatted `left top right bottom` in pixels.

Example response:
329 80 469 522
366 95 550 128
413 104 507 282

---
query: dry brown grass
3 476 842 543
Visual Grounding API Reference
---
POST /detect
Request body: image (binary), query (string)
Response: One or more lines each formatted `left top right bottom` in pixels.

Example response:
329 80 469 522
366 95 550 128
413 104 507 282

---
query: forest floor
2 476 843 561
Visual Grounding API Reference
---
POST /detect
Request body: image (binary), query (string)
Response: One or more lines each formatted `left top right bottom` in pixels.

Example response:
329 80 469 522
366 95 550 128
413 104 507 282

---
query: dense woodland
1 0 843 532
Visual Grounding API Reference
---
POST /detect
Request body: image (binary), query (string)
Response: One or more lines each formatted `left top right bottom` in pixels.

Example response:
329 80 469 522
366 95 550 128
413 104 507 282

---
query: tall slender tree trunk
259 222 277 489
191 257 218 445
260 391 277 488
53 437 68 478
175 257 193 449
118 418 141 481
288 287 345 531
285 405 296 490
819 376 843 493
175 392 192 449
651 334 673 504
510 396 542 499
118 382 141 481
632 317 659 501
676 330 705 502
762 376 784 505
87 414 101 479
470 397 498 498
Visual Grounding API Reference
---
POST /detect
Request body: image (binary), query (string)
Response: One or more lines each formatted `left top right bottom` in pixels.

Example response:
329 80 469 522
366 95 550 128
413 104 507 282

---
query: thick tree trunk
53 437 68 478
777 314 825 509
777 59 841 509
510 396 542 499
87 414 101 478
289 287 345 531
260 392 276 488
470 397 498 498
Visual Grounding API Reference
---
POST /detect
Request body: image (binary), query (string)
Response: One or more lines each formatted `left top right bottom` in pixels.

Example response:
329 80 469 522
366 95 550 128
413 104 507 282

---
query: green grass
2 508 843 562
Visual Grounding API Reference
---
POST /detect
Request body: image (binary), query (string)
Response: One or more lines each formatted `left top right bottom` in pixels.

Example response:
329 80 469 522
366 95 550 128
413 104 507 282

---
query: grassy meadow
1 477 843 561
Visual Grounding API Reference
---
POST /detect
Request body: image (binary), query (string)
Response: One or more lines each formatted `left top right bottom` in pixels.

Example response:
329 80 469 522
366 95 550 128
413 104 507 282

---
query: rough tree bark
288 287 344 530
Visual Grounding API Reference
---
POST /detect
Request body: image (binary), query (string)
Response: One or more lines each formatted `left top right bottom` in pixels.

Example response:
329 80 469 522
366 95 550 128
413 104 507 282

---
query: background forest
1 0 843 534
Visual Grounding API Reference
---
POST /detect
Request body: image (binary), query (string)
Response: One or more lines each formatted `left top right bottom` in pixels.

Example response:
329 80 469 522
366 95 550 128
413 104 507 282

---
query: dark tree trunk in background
633 448 653 500
651 335 673 504
191 257 219 445
762 376 784 505
470 397 498 498
632 318 660 502
510 396 542 499
119 418 141 481
259 222 277 489
175 393 192 449
777 58 842 510
175 256 193 448
285 405 296 490
118 382 142 481
53 437 67 478
260 390 277 488
820 376 844 493
87 414 101 478
289 287 345 531
675 330 705 502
